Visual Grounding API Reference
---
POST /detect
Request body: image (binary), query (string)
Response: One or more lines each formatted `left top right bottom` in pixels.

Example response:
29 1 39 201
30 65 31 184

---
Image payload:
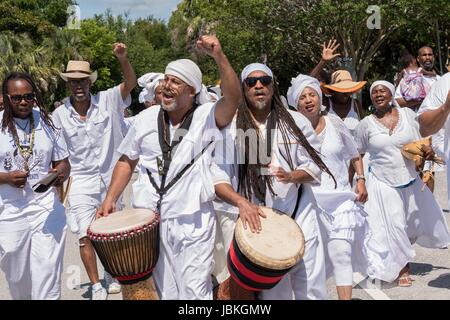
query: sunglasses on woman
8 93 35 104
244 76 273 88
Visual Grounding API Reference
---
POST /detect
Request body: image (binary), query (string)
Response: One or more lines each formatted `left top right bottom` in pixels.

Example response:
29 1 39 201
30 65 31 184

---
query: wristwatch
355 174 366 181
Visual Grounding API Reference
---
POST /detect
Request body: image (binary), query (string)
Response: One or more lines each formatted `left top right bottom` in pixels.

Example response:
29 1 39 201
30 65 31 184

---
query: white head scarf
164 59 213 104
240 63 273 82
370 80 395 103
287 74 322 108
137 72 164 103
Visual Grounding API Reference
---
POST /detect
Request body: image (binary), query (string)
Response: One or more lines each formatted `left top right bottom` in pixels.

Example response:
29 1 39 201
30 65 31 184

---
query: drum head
89 209 157 234
235 207 305 270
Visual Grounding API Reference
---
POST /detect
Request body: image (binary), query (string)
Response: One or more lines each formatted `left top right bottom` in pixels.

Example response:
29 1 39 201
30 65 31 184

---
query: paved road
1 171 449 300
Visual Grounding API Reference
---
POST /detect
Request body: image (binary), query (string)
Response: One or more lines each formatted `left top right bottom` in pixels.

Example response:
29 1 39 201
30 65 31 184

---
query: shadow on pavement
410 262 449 276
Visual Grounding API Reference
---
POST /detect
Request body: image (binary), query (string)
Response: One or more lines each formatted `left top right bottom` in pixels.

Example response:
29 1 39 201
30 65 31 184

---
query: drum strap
290 184 303 219
147 105 213 212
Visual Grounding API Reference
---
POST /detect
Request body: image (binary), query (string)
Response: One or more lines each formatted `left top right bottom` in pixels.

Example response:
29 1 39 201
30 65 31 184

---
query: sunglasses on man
8 93 35 104
244 76 273 88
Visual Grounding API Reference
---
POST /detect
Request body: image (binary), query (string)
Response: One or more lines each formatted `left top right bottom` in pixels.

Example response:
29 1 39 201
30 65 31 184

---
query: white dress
356 107 450 282
312 114 376 285
0 109 69 299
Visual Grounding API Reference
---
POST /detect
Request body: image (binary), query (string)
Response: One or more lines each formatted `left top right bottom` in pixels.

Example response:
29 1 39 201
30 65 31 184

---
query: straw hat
321 70 366 94
60 60 97 83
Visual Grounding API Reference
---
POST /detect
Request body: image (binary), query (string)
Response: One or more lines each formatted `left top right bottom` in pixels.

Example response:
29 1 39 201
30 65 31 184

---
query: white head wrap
240 63 273 82
286 74 322 108
370 80 395 103
137 72 164 103
165 59 212 104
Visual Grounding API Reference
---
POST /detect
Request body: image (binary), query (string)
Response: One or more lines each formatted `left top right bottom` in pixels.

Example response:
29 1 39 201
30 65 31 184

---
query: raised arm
113 42 137 101
310 39 340 80
196 35 241 129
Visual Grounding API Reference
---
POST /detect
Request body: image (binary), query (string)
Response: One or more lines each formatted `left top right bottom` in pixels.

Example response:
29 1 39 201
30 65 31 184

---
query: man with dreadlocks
212 63 334 300
0 72 71 299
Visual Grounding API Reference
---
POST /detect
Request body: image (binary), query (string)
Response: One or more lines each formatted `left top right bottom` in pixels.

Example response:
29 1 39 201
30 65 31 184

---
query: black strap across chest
147 106 212 213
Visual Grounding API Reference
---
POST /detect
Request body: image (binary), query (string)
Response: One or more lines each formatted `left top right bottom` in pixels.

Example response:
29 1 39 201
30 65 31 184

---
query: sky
75 0 182 21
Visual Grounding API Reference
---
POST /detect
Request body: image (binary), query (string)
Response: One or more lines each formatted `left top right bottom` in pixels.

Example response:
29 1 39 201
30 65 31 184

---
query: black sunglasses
244 76 273 88
8 93 35 104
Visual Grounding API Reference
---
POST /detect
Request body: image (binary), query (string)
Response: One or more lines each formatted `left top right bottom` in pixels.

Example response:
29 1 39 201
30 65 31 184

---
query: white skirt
364 172 450 282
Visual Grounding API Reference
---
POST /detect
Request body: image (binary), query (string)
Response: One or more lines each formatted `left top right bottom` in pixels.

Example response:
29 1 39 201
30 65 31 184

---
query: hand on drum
96 197 117 219
236 199 266 233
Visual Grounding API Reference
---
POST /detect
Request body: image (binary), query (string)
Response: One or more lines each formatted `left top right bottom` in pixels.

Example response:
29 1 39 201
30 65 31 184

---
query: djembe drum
87 209 160 300
227 207 305 292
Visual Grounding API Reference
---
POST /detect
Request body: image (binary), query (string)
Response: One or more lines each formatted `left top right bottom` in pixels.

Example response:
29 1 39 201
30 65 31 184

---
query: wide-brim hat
60 60 97 83
321 70 366 94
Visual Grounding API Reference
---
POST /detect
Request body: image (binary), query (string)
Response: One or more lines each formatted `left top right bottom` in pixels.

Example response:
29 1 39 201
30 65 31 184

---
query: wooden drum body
87 209 160 300
227 207 305 292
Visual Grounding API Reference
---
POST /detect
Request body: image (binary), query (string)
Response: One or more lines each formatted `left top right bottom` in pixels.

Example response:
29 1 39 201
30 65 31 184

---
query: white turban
370 80 395 102
165 59 213 104
240 63 273 82
287 74 322 108
137 72 164 103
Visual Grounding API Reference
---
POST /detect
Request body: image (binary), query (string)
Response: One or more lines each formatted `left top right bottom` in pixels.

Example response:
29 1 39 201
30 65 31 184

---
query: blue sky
76 0 181 21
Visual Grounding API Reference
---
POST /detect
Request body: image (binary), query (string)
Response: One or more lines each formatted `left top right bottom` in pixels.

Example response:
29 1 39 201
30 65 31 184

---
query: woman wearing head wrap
138 72 165 108
0 72 71 299
355 81 450 287
288 74 375 300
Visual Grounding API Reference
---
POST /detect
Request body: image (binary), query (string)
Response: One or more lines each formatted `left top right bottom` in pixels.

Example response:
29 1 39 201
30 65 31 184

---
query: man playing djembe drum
211 63 334 300
97 35 242 300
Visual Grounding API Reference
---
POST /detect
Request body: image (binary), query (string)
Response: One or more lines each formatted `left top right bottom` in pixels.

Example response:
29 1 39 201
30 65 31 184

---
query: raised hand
113 42 128 60
321 39 341 62
196 35 223 59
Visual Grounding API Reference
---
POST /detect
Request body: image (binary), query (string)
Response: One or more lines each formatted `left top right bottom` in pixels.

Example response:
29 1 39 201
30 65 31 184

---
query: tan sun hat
60 60 97 83
321 70 366 94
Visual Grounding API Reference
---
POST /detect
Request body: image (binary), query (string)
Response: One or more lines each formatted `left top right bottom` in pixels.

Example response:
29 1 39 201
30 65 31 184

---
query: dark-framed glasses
8 93 35 104
244 76 272 88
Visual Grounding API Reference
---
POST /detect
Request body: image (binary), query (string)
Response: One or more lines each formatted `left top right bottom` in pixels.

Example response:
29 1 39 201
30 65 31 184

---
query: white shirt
118 103 221 220
0 109 69 206
211 111 322 241
52 86 131 195
328 99 360 137
417 72 450 202
356 107 420 187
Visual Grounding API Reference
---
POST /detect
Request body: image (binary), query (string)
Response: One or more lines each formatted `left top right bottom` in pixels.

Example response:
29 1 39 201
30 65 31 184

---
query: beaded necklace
13 113 35 170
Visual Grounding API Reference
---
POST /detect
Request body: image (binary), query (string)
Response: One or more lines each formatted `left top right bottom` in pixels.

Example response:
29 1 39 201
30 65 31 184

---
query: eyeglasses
8 93 35 104
162 77 188 89
68 78 90 86
244 76 272 88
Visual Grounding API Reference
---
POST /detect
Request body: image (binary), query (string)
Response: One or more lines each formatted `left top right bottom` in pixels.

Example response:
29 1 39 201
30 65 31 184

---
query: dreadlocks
1 72 57 137
236 76 336 201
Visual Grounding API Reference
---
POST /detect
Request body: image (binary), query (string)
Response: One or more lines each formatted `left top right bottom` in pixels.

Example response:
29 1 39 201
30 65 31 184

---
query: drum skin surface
235 207 305 270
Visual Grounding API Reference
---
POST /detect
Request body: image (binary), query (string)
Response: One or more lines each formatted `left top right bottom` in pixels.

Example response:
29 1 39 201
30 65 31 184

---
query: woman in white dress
0 72 71 299
355 80 450 286
287 74 373 300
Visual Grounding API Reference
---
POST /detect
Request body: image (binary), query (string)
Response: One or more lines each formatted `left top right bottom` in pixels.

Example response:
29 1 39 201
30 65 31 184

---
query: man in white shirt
395 46 441 110
417 73 450 210
96 35 241 299
52 43 136 300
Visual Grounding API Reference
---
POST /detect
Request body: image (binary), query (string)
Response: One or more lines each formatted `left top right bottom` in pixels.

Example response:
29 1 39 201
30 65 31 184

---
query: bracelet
356 175 366 181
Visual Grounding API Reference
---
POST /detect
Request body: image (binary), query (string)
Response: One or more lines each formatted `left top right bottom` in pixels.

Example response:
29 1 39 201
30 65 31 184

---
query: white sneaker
104 272 121 294
91 283 107 300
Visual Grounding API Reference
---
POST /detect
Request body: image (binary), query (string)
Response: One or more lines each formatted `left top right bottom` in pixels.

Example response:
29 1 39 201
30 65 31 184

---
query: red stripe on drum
227 264 260 292
229 239 283 285
116 269 154 282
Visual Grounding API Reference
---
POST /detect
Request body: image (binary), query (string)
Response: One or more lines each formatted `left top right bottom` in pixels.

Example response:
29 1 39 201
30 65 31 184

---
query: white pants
0 198 67 300
327 239 353 286
258 235 328 300
153 209 216 300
